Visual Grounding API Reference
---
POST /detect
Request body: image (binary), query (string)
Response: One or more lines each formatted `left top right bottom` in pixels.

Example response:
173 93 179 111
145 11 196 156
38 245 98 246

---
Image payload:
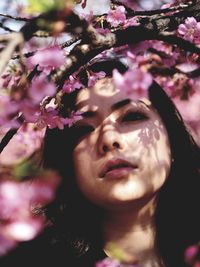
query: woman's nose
97 122 124 155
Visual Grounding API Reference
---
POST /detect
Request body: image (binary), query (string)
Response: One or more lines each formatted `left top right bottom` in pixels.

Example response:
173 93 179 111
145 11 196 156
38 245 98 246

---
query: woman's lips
104 166 136 180
99 158 138 179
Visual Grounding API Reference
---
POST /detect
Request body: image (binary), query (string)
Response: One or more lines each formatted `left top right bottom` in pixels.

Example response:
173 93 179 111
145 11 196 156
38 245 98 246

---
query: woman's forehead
75 78 152 110
78 78 119 99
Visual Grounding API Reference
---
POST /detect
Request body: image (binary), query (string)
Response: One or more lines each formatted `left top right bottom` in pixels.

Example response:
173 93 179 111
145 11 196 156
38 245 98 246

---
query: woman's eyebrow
81 98 131 118
111 98 131 111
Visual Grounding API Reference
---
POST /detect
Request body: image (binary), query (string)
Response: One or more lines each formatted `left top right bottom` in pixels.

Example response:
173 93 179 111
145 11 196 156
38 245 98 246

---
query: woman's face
72 78 171 210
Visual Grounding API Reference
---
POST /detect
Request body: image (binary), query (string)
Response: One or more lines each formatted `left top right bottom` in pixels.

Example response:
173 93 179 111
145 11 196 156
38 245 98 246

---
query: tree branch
52 23 200 88
0 128 18 154
47 0 200 87
111 0 195 16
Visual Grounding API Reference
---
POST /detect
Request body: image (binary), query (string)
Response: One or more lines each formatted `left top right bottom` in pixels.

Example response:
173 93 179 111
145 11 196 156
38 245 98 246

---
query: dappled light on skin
72 78 171 210
137 118 162 147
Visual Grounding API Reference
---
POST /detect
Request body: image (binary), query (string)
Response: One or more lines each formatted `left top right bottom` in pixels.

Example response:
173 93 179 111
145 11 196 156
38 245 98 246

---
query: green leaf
27 0 65 13
104 242 128 262
13 161 38 179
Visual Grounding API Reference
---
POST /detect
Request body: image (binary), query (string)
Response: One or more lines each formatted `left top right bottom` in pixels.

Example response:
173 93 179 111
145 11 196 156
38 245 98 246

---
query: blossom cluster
0 169 60 256
112 68 152 100
0 45 108 130
0 4 199 143
178 17 200 44
107 5 140 28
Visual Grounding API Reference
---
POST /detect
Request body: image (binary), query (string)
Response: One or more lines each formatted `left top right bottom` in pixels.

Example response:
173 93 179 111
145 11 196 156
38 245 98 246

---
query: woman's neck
102 197 164 267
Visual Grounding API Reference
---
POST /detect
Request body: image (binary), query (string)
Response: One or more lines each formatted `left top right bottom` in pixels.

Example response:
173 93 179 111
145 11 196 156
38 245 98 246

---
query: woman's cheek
73 144 93 176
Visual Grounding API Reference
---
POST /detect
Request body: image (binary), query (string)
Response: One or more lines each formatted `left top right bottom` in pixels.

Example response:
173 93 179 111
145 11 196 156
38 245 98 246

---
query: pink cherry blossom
32 106 81 130
15 123 45 148
63 111 83 128
20 99 41 123
107 6 126 27
0 171 61 256
0 234 17 256
185 244 199 265
0 180 29 220
3 218 44 241
0 175 60 221
1 71 21 89
0 95 19 118
112 68 152 100
96 257 120 267
62 75 83 94
96 257 139 267
88 71 106 87
178 17 200 44
47 116 69 130
27 46 65 74
28 74 57 104
30 173 61 203
0 95 20 128
33 107 59 129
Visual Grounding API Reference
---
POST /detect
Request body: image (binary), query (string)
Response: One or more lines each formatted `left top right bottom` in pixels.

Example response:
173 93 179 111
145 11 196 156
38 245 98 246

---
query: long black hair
42 59 200 267
149 82 200 267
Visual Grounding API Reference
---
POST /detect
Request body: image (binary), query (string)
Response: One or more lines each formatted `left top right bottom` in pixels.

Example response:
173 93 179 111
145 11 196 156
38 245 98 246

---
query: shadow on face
71 78 171 210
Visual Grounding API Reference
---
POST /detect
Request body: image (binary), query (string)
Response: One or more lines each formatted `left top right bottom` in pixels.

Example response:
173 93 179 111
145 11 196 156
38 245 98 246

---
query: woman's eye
121 111 148 122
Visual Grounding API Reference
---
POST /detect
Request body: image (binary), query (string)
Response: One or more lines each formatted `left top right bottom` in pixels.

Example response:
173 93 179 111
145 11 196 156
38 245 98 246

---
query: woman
0 59 200 267
41 59 200 267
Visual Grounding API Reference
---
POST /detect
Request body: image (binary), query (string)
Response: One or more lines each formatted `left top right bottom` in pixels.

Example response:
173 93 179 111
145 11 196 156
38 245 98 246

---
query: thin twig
0 12 30 21
61 35 82 48
12 36 81 60
0 22 14 32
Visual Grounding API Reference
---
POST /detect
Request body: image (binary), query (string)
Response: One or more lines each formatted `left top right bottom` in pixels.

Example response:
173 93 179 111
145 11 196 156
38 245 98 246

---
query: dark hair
149 82 200 267
42 59 200 267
